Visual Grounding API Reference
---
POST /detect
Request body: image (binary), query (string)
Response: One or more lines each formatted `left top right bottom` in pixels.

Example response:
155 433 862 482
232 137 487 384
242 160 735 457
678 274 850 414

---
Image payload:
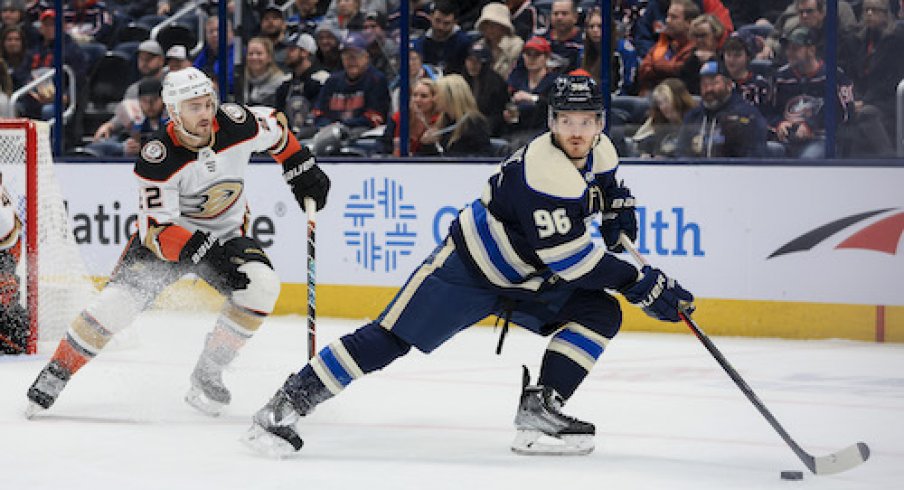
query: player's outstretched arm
265 111 331 212
621 265 695 322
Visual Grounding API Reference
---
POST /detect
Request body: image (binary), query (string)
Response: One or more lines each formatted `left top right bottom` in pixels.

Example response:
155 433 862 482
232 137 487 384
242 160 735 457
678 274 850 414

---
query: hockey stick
304 197 317 360
617 234 870 475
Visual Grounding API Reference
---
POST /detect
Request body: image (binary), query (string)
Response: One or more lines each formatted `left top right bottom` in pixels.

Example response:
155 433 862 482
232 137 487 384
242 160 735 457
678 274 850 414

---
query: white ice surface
2 311 902 489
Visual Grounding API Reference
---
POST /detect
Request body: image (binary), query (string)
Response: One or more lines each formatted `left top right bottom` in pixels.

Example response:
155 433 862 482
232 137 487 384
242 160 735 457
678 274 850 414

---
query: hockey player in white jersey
26 67 331 417
242 75 694 457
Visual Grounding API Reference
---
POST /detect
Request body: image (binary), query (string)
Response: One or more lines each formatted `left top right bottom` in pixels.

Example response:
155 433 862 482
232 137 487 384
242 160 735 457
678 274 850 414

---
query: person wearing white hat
165 44 192 73
475 1 524 79
275 32 330 138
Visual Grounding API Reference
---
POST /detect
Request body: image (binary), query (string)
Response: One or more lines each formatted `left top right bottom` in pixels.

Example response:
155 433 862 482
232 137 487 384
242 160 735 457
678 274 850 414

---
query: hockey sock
538 322 609 399
51 311 115 374
199 301 263 368
301 322 411 397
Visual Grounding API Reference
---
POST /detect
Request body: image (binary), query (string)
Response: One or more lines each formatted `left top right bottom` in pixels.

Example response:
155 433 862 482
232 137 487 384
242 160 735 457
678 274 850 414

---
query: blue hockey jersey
449 133 639 293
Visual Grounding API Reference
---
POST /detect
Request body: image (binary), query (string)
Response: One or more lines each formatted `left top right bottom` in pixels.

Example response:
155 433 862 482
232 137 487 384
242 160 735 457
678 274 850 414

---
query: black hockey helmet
549 74 604 114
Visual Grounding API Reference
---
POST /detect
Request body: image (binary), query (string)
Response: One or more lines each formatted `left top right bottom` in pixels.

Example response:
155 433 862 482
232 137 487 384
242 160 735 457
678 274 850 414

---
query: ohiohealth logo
343 177 417 272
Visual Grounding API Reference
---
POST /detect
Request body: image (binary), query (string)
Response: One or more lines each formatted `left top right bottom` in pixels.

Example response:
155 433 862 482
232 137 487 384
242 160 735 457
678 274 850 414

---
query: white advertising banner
57 163 903 306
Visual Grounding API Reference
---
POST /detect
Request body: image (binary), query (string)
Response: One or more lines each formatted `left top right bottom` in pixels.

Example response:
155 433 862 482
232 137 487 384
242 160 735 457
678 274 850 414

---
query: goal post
0 118 97 354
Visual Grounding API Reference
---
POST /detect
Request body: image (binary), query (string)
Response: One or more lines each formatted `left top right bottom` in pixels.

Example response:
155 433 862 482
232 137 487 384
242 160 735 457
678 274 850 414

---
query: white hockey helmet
161 67 218 117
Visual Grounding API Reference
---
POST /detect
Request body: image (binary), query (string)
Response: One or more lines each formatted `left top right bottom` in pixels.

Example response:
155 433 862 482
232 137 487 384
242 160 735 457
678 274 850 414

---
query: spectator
420 74 492 156
839 0 904 151
581 6 639 95
164 44 192 73
722 33 771 110
1 25 31 89
768 26 856 158
244 36 290 107
507 0 540 42
462 39 509 137
63 0 115 68
288 0 325 35
194 16 235 94
677 60 767 157
275 32 330 138
260 2 291 69
86 77 167 157
125 40 165 98
765 0 858 64
475 2 524 79
679 14 726 94
637 0 698 94
505 36 557 146
314 24 342 72
411 0 471 75
0 58 12 116
632 0 733 59
544 0 583 72
312 31 389 132
630 78 698 157
19 10 87 121
1 0 39 48
390 43 442 113
388 0 432 38
363 10 399 80
380 78 441 155
322 0 366 33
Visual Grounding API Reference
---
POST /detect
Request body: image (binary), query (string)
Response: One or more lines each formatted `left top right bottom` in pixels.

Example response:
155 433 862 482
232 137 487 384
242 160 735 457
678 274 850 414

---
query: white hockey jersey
134 103 287 260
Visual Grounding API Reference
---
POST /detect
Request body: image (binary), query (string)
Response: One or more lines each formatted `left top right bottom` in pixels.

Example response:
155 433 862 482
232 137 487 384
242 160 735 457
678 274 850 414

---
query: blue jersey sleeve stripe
555 245 606 281
472 203 525 283
547 242 594 272
536 231 593 263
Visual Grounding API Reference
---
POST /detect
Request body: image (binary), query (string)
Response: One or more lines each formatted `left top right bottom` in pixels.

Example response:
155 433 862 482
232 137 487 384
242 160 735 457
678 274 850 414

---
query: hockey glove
594 182 637 252
282 149 330 211
622 266 694 322
179 231 250 291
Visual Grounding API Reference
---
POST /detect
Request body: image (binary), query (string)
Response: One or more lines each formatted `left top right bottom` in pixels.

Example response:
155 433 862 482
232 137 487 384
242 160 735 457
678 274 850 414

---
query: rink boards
56 162 904 342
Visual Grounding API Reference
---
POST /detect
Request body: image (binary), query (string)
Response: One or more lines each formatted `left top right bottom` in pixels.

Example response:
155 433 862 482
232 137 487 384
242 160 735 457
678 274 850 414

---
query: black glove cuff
281 147 316 184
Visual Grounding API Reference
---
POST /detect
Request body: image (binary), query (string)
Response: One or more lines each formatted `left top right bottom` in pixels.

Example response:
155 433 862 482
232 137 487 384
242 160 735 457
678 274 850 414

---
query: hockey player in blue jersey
242 75 694 457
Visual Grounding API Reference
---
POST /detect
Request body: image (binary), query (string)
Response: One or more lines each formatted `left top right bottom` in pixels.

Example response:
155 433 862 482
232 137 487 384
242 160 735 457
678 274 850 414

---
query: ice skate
26 360 72 418
242 389 304 458
185 354 231 417
511 366 595 456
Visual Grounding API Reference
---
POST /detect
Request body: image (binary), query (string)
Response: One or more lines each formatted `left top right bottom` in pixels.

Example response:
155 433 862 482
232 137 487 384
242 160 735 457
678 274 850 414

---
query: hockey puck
780 470 804 480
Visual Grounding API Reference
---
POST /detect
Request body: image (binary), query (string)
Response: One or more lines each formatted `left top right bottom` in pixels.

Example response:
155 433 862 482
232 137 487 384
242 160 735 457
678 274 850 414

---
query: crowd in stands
0 0 902 158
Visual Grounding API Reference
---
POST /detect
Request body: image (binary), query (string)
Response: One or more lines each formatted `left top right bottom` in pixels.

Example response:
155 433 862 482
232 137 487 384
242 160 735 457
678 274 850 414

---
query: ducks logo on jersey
181 181 244 219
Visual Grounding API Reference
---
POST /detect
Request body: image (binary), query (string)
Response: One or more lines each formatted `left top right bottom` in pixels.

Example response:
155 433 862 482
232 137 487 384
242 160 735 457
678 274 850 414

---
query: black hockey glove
622 266 694 322
593 181 637 252
179 230 250 291
282 148 330 211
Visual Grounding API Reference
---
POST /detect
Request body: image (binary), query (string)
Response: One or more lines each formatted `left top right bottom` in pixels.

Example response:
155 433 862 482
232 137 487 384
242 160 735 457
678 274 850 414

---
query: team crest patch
141 140 166 163
221 103 247 123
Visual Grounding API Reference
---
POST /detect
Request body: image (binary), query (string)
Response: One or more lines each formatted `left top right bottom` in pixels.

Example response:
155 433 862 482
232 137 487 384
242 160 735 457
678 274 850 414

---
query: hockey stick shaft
617 234 869 475
304 197 316 360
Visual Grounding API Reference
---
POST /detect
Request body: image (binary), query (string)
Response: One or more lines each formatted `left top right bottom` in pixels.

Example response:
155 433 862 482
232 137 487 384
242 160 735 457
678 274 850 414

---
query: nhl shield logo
141 140 166 164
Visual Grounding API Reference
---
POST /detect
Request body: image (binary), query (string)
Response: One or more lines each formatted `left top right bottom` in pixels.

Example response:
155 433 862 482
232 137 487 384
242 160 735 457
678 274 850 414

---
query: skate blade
241 424 301 459
511 429 594 456
184 386 225 417
24 402 45 420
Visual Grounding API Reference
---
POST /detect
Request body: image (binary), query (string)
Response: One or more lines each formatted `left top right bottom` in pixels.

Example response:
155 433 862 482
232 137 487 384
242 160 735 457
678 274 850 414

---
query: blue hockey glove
622 266 694 322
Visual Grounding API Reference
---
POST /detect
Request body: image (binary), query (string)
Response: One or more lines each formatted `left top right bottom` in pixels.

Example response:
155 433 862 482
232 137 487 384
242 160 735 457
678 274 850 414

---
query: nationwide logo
768 208 904 258
343 177 417 272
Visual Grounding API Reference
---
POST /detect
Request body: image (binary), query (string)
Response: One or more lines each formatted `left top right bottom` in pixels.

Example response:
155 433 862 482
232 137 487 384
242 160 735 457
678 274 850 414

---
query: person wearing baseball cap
261 2 290 69
165 45 192 72
463 37 509 136
505 36 557 145
768 24 858 158
274 31 330 138
676 59 768 158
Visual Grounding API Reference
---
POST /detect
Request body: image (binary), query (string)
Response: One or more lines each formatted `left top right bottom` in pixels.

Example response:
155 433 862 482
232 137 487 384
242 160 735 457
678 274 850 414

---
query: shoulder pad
214 103 259 145
134 128 193 182
590 134 619 173
523 133 586 199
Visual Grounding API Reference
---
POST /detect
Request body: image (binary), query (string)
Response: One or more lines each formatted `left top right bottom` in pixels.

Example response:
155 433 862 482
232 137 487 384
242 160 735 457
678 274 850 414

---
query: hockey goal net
0 119 97 354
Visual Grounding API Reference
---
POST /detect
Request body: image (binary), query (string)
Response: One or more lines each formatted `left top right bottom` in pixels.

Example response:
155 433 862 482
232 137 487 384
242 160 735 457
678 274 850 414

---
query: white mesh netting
0 121 97 347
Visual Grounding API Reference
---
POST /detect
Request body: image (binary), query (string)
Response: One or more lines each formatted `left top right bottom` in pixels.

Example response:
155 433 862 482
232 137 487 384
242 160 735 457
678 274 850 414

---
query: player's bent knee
231 262 281 314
